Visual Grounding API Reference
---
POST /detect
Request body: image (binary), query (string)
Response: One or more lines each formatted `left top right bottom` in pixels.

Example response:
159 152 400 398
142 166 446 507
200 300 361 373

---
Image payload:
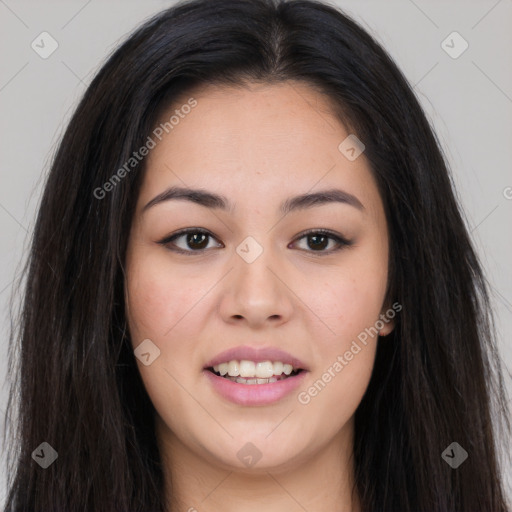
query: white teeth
283 364 293 375
218 362 229 375
273 361 284 375
227 360 240 377
226 376 279 384
255 361 274 378
239 360 256 378
210 359 301 379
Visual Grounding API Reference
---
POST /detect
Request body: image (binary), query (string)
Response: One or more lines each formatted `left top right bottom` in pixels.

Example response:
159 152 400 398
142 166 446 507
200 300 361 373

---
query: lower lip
203 369 308 406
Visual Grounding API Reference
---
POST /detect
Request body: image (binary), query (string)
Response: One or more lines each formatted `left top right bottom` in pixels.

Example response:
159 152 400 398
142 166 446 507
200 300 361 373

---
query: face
125 81 393 473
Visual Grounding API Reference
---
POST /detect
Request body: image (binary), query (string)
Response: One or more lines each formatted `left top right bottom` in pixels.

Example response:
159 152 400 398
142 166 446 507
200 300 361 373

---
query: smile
208 359 302 384
204 362 307 406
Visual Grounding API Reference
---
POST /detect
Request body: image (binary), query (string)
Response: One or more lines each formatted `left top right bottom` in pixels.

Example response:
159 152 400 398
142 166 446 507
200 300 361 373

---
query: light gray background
1 0 511 507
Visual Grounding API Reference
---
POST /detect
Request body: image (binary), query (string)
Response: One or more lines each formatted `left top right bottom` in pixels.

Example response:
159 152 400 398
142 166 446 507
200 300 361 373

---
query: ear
378 316 394 337
378 301 400 337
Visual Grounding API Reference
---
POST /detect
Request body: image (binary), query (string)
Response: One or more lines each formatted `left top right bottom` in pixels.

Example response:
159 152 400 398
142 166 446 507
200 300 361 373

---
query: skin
125 80 394 512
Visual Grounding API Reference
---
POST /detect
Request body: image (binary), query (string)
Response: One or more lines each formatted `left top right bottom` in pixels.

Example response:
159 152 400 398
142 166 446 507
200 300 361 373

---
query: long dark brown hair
3 0 511 510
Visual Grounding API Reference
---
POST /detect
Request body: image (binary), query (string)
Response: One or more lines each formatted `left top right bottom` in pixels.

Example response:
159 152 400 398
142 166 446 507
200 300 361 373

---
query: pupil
189 233 207 249
309 234 327 250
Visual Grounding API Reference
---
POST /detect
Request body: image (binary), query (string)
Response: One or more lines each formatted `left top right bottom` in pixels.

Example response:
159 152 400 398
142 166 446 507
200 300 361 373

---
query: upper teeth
212 360 297 378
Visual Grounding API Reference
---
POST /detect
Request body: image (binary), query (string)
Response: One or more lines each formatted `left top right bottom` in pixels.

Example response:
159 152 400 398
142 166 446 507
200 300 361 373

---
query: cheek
304 249 388 340
296 278 382 435
296 245 387 417
125 248 216 400
125 249 202 339
124 250 205 418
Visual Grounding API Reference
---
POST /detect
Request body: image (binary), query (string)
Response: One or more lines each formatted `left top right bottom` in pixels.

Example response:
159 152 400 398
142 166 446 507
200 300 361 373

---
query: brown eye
303 233 330 251
158 229 222 253
181 232 210 250
291 229 352 253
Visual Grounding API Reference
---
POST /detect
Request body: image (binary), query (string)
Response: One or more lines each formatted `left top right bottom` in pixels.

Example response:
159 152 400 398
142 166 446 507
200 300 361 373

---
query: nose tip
220 257 293 328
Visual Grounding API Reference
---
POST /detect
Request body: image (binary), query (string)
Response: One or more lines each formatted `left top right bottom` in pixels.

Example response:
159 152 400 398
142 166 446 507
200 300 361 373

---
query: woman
3 0 510 510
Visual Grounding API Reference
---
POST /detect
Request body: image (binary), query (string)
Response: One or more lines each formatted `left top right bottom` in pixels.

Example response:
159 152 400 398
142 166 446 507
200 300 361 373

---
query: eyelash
157 228 352 256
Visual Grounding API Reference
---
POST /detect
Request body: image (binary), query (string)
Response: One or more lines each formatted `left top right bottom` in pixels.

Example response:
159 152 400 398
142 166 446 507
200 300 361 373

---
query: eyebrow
142 185 364 215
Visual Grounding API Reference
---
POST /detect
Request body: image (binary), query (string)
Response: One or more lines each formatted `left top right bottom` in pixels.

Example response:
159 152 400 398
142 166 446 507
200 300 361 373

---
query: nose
218 244 294 329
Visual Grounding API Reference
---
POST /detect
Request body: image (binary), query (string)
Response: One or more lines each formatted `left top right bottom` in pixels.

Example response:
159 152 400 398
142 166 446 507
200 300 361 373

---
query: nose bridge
234 233 281 293
220 232 293 324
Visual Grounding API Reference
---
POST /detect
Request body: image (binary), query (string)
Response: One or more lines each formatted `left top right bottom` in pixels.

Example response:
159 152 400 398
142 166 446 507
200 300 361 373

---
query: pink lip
203 345 309 370
203 368 308 406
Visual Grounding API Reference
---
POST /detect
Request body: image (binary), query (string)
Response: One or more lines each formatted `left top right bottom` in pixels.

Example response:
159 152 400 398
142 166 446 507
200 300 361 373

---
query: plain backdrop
1 0 511 507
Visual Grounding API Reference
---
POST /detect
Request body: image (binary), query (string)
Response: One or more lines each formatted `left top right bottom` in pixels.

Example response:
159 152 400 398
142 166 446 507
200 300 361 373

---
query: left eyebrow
142 185 365 214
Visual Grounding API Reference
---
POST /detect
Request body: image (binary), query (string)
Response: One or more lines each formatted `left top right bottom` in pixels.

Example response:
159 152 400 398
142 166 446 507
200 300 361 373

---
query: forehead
154 80 346 161
139 81 380 216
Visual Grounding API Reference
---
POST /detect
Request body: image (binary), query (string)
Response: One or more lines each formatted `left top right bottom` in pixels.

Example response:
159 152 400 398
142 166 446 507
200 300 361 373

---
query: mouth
203 346 309 404
206 360 305 385
203 359 308 406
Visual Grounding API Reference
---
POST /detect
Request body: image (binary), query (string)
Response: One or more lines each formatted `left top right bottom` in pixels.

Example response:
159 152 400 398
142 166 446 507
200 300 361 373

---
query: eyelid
157 227 352 255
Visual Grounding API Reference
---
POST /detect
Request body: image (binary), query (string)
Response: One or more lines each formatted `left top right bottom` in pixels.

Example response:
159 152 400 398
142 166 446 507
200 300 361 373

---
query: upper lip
204 345 309 371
